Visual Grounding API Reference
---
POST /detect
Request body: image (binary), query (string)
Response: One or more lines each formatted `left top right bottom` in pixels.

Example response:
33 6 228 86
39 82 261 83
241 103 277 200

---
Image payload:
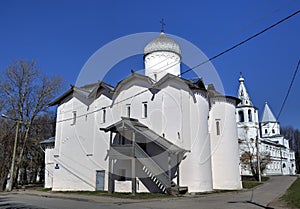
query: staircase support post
167 153 172 194
108 158 113 194
108 131 114 194
177 154 180 193
132 131 136 195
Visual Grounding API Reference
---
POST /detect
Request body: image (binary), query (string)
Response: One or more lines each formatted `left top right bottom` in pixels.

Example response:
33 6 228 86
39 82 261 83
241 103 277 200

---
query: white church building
43 31 244 194
236 76 296 176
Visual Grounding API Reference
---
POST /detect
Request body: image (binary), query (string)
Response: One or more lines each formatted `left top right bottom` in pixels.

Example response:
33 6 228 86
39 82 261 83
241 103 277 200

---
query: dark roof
261 138 285 148
153 73 206 91
49 81 115 106
113 72 153 95
100 117 188 154
207 84 241 104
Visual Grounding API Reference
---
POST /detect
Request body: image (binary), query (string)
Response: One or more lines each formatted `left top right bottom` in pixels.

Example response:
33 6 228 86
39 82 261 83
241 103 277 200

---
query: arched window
272 129 275 134
238 111 244 122
248 109 252 122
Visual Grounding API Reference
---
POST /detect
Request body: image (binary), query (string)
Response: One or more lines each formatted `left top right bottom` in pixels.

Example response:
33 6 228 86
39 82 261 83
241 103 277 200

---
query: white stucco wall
52 93 112 191
210 98 242 190
144 51 180 82
44 147 54 188
111 77 214 192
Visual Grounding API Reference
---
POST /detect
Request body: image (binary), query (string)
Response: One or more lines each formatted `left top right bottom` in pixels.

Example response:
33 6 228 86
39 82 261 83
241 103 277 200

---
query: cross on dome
160 18 165 32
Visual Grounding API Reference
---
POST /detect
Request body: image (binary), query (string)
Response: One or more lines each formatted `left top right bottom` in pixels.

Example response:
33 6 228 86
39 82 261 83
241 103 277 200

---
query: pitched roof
49 81 114 106
100 117 187 154
207 84 241 104
261 102 277 122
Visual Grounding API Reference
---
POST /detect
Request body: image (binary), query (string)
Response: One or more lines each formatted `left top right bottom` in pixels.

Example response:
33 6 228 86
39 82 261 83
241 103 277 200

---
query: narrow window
248 109 252 122
102 108 106 123
216 120 220 136
265 129 268 134
126 105 131 118
238 111 244 122
71 111 77 125
154 73 157 81
177 132 181 140
272 129 275 134
142 102 148 118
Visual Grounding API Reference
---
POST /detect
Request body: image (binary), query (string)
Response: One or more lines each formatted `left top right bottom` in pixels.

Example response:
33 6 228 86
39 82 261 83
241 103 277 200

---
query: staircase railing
135 144 172 191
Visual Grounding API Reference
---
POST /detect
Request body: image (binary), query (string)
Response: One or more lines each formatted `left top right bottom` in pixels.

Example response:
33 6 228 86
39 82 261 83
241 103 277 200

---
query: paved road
0 176 297 209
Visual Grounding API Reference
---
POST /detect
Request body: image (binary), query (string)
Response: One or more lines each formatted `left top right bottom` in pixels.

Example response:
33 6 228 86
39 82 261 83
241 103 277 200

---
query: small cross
160 18 165 32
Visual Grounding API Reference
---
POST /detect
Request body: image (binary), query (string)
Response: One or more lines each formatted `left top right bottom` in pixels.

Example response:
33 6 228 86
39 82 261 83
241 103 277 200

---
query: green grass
262 176 269 182
242 181 262 189
282 177 300 208
241 176 269 189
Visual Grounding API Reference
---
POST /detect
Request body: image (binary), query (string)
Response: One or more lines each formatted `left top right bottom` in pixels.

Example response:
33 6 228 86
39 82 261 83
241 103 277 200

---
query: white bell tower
260 102 280 137
236 75 260 141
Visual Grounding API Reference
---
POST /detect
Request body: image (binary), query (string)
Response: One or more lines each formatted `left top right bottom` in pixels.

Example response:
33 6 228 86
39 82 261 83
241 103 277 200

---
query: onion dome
144 32 181 57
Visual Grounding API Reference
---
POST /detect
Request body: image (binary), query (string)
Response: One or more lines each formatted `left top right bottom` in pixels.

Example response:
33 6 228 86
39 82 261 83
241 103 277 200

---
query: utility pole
2 114 20 191
256 134 261 182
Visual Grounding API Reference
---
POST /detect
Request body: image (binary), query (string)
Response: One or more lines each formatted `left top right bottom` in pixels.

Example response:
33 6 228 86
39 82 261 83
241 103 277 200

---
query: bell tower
236 75 260 141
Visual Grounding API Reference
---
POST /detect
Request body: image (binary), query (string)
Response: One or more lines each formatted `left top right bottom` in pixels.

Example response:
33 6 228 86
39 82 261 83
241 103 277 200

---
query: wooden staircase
135 144 188 194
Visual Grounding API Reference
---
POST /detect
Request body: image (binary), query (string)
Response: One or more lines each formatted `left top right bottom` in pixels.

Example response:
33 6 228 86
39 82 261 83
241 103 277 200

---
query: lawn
282 176 300 208
242 176 268 189
242 181 262 189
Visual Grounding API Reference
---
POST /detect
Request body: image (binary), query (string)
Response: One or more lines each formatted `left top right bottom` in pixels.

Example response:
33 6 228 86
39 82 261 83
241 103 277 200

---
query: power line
56 8 300 118
180 9 300 76
5 9 300 127
277 59 300 120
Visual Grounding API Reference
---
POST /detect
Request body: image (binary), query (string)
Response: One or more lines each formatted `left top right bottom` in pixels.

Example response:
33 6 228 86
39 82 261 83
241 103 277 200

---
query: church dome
144 32 181 57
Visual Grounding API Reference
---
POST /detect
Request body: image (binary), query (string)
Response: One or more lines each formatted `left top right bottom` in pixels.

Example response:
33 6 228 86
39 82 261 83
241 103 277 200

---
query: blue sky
1 0 300 129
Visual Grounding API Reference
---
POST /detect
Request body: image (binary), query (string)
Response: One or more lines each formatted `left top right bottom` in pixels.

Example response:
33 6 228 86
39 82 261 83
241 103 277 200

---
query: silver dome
144 32 181 56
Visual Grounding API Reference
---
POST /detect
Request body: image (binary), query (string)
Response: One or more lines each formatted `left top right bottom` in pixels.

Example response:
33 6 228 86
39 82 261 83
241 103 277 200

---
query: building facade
45 32 243 193
236 76 296 176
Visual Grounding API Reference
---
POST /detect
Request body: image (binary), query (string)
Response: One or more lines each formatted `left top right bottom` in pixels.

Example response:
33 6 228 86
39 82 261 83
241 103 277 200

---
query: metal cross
160 18 165 32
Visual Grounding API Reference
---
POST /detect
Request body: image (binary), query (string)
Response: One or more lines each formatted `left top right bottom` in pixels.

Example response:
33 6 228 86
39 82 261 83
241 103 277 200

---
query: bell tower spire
236 74 260 144
238 73 252 106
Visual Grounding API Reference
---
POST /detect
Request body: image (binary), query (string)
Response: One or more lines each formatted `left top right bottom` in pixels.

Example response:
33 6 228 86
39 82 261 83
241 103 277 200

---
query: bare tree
0 119 15 191
239 127 271 181
0 60 63 189
240 150 271 180
281 126 300 173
